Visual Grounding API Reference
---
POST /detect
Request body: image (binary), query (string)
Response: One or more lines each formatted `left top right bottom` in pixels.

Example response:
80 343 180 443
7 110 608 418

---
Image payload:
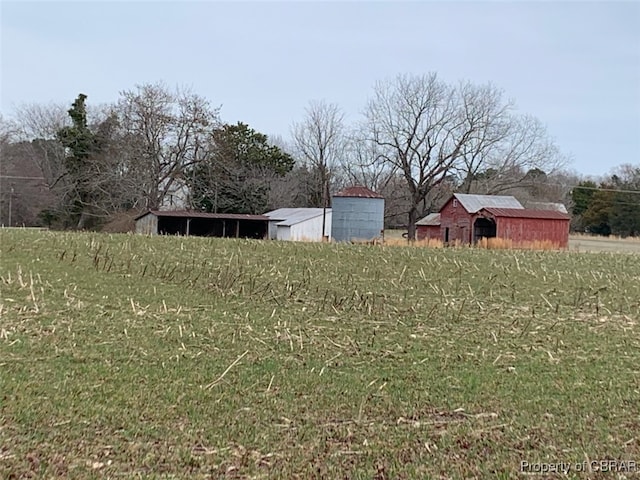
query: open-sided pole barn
135 211 269 239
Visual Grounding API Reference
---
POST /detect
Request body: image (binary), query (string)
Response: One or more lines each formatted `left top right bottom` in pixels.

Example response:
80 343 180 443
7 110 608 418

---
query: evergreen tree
189 123 294 214
56 94 99 228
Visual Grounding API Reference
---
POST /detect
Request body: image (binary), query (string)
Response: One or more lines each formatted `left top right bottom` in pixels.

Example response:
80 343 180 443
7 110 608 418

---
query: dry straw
373 236 561 251
476 237 561 251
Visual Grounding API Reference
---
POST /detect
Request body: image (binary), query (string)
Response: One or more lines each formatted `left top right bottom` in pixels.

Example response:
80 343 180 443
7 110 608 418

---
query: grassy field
568 235 640 254
385 229 640 254
1 230 639 479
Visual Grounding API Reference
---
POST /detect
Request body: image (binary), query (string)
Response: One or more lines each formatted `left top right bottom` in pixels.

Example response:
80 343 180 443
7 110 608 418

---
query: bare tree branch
291 100 345 208
117 82 220 210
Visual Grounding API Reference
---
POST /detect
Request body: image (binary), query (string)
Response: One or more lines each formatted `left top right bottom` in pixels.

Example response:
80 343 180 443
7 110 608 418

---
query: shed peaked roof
263 208 330 226
482 207 570 220
416 213 441 226
333 186 383 199
524 201 569 214
452 193 523 213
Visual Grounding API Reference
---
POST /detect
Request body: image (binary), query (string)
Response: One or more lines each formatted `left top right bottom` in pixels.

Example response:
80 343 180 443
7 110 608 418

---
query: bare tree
453 82 513 193
268 165 321 209
268 134 294 155
365 73 567 240
292 100 345 210
340 127 395 192
340 124 456 227
11 103 69 189
458 113 568 195
12 103 69 139
0 114 19 144
117 83 219 210
0 113 60 226
366 73 493 240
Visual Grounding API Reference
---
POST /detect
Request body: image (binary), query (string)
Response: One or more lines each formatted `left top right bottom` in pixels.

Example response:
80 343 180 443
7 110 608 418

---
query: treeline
572 165 640 237
0 75 638 237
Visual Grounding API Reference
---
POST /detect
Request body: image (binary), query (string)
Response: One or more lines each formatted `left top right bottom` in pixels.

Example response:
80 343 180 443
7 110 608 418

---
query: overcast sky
2 1 639 177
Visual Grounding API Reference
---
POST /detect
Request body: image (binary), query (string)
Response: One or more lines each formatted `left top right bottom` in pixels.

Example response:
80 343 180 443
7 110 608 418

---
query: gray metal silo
331 186 385 242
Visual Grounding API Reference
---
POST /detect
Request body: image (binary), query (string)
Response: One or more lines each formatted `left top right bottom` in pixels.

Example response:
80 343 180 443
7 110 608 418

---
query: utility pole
321 176 328 241
8 187 14 227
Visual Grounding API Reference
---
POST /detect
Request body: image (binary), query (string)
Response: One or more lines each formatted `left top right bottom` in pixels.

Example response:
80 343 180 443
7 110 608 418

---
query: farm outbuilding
416 193 570 248
415 213 441 240
435 193 524 244
134 210 269 239
263 208 332 241
477 208 571 248
331 186 384 243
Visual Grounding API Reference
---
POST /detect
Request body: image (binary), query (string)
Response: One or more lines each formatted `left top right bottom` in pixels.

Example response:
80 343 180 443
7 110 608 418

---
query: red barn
416 213 441 240
418 193 523 244
416 193 570 248
478 208 570 248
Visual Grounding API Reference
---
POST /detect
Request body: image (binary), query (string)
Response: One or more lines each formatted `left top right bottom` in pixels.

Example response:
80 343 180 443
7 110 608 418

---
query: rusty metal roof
482 208 570 220
135 210 270 221
416 213 441 226
453 194 523 213
333 186 383 199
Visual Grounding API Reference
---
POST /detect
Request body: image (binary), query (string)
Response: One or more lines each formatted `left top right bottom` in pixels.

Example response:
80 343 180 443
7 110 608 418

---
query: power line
520 180 640 195
569 184 640 195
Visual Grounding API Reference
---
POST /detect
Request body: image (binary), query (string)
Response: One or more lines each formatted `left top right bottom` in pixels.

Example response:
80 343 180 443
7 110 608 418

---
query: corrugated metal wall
331 197 384 242
289 213 331 241
277 225 291 241
268 221 278 240
135 213 158 235
497 218 569 248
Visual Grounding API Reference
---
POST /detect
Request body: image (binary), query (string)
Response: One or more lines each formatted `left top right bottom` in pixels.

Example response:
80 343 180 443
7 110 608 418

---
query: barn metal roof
453 193 523 213
524 201 569 214
263 208 330 227
416 213 441 226
481 207 570 220
333 186 383 199
135 210 269 221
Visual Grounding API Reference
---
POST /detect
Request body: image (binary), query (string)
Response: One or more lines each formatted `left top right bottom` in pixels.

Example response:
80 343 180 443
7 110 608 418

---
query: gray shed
331 186 384 242
264 208 332 241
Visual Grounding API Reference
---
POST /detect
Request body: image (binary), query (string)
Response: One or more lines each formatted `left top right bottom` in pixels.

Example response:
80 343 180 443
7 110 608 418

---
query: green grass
1 230 639 479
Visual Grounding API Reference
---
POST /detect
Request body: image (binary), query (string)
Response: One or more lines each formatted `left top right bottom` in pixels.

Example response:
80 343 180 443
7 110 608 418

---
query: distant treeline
1 77 638 237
